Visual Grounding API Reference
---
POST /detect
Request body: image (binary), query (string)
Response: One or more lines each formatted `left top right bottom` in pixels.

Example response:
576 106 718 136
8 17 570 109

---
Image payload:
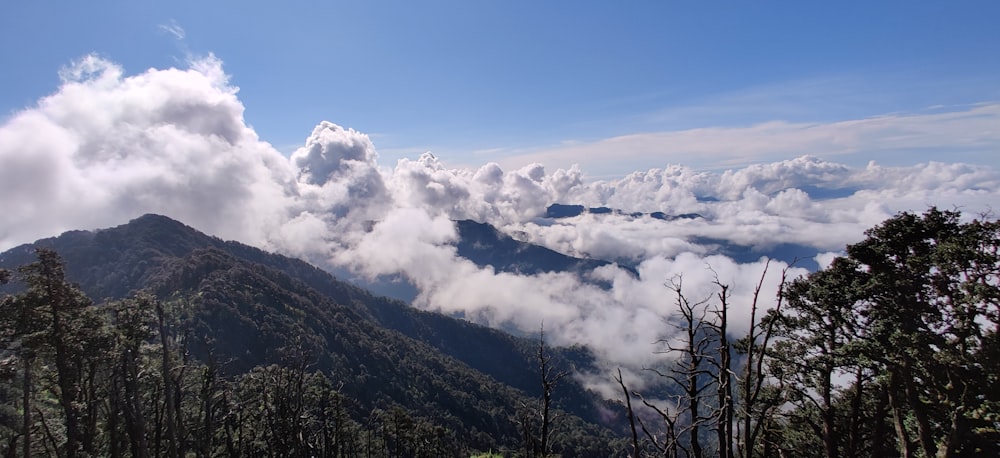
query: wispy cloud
158 20 186 41
496 103 1000 174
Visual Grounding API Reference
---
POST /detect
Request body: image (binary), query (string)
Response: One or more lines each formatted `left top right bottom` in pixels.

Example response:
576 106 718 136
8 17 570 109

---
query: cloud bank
494 103 1000 174
2 55 998 387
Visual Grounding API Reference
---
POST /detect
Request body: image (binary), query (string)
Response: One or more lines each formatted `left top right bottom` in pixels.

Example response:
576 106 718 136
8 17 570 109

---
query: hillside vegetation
1 208 998 457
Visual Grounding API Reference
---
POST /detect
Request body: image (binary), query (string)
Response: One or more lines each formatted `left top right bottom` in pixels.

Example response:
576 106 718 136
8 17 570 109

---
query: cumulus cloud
288 121 390 224
0 54 295 247
2 55 999 391
504 156 1000 265
291 121 379 185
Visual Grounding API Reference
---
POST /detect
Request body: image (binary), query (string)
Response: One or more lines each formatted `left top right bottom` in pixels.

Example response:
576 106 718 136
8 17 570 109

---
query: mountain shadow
0 214 627 455
455 219 637 282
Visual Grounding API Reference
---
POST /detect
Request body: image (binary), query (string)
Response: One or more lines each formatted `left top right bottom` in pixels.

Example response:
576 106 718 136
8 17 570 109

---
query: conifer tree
5 248 102 458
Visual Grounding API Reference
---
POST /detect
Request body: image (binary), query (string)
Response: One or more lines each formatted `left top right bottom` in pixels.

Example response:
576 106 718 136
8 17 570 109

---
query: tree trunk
108 369 123 458
156 301 179 458
536 325 565 457
715 283 735 458
50 302 81 458
937 407 964 458
871 385 893 458
888 372 913 458
845 370 864 458
900 364 936 458
937 373 970 458
199 362 217 458
81 361 99 457
123 347 149 458
21 355 31 458
616 369 641 458
821 364 837 458
687 351 703 458
174 343 189 458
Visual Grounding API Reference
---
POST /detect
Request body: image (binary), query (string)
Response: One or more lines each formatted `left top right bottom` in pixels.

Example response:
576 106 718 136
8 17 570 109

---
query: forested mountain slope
0 214 626 456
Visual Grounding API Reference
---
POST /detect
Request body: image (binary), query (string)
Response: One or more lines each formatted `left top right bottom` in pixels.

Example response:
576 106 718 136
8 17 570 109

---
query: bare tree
707 276 734 458
652 276 714 458
537 324 567 457
615 368 641 458
519 324 568 457
735 260 792 458
625 275 720 457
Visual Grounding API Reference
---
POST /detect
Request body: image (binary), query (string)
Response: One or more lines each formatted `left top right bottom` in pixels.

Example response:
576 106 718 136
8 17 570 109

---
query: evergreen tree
847 209 1000 456
3 248 107 457
773 257 868 457
771 209 1000 456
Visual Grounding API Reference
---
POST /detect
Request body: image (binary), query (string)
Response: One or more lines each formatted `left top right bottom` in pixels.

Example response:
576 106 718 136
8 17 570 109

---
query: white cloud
0 54 295 248
158 20 186 41
494 103 1000 174
814 252 840 270
2 55 999 391
291 121 379 185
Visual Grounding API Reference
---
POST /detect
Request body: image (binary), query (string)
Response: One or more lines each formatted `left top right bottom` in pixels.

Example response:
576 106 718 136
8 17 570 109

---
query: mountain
0 214 625 455
455 219 636 281
540 203 821 270
545 203 702 221
330 218 637 303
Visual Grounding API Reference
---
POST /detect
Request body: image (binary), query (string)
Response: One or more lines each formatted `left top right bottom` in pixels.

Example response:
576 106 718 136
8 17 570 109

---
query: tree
614 368 641 458
617 262 794 457
771 208 1000 457
708 277 735 458
0 267 31 458
735 260 791 458
4 248 105 458
107 294 156 458
653 275 714 458
302 373 362 458
847 209 1000 457
154 297 183 458
773 257 867 458
520 325 568 457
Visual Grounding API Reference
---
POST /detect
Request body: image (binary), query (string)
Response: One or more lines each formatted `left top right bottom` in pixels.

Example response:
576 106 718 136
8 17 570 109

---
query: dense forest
1 208 998 457
0 215 622 457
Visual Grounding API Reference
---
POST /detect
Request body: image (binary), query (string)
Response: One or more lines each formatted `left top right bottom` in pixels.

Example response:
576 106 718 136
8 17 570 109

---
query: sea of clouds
2 55 997 391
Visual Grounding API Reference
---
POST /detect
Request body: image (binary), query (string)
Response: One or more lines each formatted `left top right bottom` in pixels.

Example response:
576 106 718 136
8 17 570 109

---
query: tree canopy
2 209 998 457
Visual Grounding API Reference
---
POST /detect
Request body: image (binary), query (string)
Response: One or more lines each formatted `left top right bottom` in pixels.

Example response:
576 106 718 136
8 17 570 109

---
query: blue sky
2 1 998 175
3 2 1000 364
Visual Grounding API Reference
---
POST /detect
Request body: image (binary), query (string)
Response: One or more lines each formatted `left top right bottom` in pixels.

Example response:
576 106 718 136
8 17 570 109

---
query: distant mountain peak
545 203 701 221
454 219 636 281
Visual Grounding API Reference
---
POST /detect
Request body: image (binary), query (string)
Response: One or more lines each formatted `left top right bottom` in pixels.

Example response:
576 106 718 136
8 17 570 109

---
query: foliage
769 208 1000 457
3 209 997 456
0 218 623 456
614 208 1000 457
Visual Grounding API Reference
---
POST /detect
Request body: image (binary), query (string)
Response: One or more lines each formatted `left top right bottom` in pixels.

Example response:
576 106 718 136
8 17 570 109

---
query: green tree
0 266 31 457
850 209 1000 456
4 248 107 457
773 209 1000 457
106 294 158 458
773 257 868 458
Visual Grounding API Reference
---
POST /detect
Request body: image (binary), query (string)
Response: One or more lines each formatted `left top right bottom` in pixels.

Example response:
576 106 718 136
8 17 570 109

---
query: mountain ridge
0 213 626 454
